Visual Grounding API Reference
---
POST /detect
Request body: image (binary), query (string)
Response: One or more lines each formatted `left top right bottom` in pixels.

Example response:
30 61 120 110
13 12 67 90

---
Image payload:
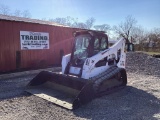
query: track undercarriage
26 66 127 109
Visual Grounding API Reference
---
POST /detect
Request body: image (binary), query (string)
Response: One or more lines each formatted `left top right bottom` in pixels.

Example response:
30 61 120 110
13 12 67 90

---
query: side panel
62 54 71 74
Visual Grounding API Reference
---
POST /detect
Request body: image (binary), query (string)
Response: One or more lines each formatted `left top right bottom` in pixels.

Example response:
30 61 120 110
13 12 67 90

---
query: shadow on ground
73 86 160 120
0 75 34 100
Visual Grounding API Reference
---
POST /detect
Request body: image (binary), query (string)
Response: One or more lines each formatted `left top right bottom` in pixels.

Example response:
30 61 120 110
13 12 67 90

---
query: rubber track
91 66 125 95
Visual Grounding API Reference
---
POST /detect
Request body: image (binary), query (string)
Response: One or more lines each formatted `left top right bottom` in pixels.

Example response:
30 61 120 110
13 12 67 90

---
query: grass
144 52 160 55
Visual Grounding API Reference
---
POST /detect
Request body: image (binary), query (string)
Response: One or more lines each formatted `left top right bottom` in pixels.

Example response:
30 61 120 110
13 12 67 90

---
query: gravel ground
0 52 160 120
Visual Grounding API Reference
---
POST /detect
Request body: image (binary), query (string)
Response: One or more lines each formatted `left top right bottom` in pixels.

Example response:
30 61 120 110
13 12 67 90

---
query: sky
0 0 160 30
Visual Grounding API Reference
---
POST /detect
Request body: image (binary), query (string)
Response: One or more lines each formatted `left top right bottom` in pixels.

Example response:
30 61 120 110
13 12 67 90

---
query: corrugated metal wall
0 20 78 72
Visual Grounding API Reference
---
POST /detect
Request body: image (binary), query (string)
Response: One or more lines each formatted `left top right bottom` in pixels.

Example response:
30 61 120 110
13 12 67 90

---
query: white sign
20 31 49 50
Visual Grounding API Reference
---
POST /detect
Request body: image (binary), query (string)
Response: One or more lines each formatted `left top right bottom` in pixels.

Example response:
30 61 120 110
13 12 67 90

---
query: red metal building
0 14 79 72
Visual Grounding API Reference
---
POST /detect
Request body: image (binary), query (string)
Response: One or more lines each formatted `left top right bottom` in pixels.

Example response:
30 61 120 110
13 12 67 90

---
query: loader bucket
26 71 95 110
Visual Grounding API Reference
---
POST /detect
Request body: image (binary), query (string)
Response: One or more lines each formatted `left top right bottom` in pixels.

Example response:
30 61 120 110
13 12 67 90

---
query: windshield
73 35 91 60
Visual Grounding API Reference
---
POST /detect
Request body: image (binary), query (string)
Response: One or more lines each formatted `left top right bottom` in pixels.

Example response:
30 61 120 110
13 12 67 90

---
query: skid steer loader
26 30 127 110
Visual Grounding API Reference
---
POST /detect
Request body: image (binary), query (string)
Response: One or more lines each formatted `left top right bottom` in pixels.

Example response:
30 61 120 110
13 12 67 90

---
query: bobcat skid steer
26 30 127 110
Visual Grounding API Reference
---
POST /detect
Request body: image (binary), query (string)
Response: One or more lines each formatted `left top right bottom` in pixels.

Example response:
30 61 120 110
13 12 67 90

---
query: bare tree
53 17 66 25
65 16 76 26
49 17 73 26
41 18 47 21
22 10 31 18
94 24 111 32
48 18 54 22
148 28 160 48
131 26 145 44
152 28 160 38
113 15 137 43
0 4 10 15
85 17 95 29
48 16 95 29
76 22 87 29
14 9 21 17
0 4 32 18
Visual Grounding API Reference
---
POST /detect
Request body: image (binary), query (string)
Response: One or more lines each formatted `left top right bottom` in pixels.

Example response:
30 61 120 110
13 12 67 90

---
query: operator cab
67 30 108 76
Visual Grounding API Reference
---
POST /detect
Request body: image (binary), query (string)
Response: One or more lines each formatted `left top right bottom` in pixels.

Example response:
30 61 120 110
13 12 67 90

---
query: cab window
100 37 107 50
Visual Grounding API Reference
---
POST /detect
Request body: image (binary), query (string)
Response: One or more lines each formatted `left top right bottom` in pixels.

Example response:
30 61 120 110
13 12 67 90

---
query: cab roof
73 30 108 38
